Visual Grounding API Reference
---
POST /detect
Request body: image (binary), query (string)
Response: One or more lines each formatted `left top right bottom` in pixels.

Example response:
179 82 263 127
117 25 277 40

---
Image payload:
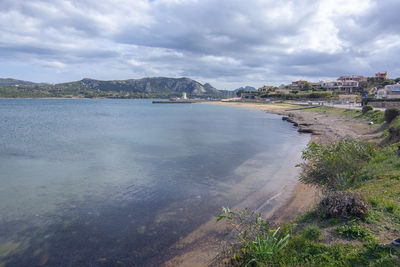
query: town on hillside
240 71 400 108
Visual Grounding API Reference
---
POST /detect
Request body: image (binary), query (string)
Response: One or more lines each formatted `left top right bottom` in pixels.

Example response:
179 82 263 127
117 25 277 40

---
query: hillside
0 78 39 87
0 77 223 98
56 77 220 95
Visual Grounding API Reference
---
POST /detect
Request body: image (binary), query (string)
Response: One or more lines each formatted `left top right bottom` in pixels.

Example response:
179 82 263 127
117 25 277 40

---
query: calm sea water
0 99 309 266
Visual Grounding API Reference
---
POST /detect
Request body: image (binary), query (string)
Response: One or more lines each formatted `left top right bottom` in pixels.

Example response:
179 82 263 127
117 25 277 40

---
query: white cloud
0 0 399 89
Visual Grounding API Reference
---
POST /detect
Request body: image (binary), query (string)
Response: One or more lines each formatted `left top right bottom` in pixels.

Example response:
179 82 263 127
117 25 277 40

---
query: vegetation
217 113 400 266
298 139 376 191
217 207 400 266
260 91 333 100
335 223 370 240
303 106 385 124
216 208 289 266
360 77 400 94
318 192 369 219
0 77 224 99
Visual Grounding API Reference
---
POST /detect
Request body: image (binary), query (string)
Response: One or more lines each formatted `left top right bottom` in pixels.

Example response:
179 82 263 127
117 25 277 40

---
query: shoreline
164 101 380 266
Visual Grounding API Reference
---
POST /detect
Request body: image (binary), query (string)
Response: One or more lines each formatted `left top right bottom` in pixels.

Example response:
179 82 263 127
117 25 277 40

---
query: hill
0 78 39 87
0 77 222 98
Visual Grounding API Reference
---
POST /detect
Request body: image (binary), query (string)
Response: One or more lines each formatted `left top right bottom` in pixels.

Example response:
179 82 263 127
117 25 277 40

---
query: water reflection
0 99 309 266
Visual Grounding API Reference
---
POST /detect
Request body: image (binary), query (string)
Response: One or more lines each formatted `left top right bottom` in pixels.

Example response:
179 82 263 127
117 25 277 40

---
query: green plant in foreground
217 207 289 266
245 228 290 266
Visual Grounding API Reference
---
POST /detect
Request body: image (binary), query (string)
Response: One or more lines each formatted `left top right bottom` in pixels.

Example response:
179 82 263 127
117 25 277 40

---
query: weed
328 218 340 225
368 197 380 207
303 225 322 241
384 201 397 214
296 210 317 223
336 223 369 240
216 207 289 266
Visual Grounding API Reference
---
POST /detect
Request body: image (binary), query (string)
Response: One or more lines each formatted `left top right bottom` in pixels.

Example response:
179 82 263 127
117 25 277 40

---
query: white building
322 80 359 93
376 84 400 99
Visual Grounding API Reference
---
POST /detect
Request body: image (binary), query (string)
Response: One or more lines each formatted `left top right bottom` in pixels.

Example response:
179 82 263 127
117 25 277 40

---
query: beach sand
164 101 380 266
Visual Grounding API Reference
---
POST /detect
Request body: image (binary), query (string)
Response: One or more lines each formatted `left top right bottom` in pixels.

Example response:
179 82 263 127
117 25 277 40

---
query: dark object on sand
392 238 400 246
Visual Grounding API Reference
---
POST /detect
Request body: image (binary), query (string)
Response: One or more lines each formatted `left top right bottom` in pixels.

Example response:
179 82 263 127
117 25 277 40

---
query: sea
0 99 309 266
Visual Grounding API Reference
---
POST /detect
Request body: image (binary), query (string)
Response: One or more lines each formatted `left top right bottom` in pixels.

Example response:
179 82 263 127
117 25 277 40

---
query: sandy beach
164 101 380 266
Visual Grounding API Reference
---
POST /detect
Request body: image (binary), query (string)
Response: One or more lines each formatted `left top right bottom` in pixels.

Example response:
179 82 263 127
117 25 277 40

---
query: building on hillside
376 84 400 99
322 81 341 91
310 82 322 88
337 75 367 82
240 92 259 100
257 85 274 92
375 72 388 80
322 80 359 93
290 80 308 90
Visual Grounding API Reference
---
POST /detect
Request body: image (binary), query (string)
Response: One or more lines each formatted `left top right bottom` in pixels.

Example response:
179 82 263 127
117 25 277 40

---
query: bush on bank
298 139 376 191
362 104 373 114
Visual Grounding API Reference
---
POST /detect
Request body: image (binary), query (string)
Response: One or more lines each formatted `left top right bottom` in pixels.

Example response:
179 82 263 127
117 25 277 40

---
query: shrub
384 107 400 123
299 139 376 191
362 105 373 114
318 192 369 219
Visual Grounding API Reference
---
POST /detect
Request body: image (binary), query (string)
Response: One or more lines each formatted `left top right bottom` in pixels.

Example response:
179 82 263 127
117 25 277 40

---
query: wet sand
164 101 380 266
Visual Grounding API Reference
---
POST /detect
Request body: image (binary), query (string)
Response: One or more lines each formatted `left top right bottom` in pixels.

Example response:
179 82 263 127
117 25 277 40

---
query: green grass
335 223 370 240
303 225 322 241
303 105 385 124
218 138 400 266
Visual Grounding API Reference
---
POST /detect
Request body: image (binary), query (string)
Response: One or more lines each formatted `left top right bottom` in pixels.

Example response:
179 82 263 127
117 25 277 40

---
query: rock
298 128 314 133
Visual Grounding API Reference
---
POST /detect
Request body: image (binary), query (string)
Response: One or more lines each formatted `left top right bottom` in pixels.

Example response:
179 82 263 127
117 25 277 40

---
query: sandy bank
164 101 380 266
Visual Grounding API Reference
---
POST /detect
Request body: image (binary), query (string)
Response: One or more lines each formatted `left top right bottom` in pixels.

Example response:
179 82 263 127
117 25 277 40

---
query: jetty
152 100 196 104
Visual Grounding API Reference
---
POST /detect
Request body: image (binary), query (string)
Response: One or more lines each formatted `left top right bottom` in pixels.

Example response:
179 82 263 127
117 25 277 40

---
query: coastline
164 101 380 266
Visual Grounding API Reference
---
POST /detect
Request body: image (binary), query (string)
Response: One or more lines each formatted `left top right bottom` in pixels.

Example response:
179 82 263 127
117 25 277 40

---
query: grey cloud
336 0 400 47
0 0 399 88
115 0 314 55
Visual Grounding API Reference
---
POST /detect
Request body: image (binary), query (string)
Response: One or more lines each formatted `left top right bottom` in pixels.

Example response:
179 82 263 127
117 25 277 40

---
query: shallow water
0 99 309 266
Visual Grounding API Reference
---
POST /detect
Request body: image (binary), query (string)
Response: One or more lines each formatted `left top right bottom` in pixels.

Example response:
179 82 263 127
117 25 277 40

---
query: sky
1 0 399 90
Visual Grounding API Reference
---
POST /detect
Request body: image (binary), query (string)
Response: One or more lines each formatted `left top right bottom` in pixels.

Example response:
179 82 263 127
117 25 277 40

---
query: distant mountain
219 86 257 98
0 78 39 86
0 77 222 98
56 77 220 95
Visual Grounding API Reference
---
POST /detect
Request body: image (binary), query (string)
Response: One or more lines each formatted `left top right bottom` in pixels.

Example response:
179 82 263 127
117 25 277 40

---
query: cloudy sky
1 0 399 90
